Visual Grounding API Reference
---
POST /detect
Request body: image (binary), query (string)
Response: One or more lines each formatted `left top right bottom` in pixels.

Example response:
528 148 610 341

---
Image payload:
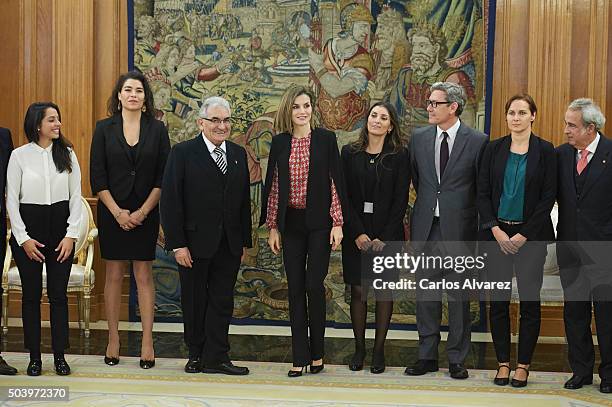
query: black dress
98 143 160 261
90 114 169 262
341 146 411 285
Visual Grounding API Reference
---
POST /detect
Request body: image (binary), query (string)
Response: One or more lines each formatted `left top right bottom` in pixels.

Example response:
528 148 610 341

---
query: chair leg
76 293 83 331
84 292 91 339
1 291 8 335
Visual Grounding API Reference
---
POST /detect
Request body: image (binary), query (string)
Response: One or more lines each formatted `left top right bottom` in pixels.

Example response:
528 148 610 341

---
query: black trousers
9 202 73 354
282 208 331 367
559 242 612 379
178 233 241 365
485 223 546 364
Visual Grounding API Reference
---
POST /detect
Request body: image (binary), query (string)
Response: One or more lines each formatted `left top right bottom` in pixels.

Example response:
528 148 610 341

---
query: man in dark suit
161 97 252 375
556 98 611 393
405 82 488 379
0 127 17 375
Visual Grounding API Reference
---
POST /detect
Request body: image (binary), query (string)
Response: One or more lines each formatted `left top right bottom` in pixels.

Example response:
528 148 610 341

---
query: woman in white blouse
6 102 81 377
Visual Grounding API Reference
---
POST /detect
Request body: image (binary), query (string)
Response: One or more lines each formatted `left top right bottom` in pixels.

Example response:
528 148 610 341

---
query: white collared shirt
434 119 461 216
6 142 82 245
202 133 226 157
576 132 601 164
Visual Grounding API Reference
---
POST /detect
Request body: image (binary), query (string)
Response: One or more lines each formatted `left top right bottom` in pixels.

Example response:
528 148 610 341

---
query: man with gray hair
556 98 611 393
405 81 488 379
161 96 252 375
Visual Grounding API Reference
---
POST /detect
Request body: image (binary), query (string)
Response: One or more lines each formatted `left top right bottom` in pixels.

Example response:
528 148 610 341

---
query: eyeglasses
426 100 451 108
201 117 233 126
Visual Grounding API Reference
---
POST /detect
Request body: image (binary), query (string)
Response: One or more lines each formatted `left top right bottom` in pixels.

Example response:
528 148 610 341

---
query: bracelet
114 210 124 219
138 208 147 218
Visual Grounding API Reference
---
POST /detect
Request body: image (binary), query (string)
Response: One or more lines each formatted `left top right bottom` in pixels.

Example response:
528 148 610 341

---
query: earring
141 105 147 113
118 101 122 110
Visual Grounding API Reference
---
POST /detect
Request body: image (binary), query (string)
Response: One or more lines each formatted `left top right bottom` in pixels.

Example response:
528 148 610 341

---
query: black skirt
98 192 159 261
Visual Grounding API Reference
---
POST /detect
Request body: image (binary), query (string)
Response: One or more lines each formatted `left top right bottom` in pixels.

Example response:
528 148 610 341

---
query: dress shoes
54 358 71 376
404 360 438 376
600 379 612 393
288 366 306 377
309 363 324 374
202 361 249 375
0 356 17 375
564 374 593 389
139 359 155 369
493 365 510 386
348 352 365 371
370 353 385 374
185 356 202 373
104 355 120 366
510 366 529 387
449 363 469 379
27 360 42 376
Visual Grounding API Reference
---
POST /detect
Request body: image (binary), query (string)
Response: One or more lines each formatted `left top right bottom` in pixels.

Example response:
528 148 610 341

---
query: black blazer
90 114 170 202
477 134 556 241
0 127 13 261
341 143 411 242
259 127 347 232
160 135 252 258
556 134 612 242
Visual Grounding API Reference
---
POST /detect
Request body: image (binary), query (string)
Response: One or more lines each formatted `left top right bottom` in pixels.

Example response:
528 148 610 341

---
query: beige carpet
0 352 610 406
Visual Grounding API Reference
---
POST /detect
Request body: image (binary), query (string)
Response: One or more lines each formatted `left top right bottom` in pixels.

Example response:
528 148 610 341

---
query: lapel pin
603 160 607 164
234 160 238 164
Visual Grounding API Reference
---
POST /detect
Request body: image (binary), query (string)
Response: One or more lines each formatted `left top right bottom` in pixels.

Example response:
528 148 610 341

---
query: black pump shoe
310 363 324 374
493 364 510 386
54 358 71 376
104 342 120 366
511 366 529 387
27 360 42 376
348 352 365 371
370 353 386 374
288 366 306 377
140 359 155 369
104 355 120 366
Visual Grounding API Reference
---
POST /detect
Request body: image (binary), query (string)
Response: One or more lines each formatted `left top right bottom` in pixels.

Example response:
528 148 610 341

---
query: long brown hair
274 84 319 134
349 101 405 154
107 71 155 117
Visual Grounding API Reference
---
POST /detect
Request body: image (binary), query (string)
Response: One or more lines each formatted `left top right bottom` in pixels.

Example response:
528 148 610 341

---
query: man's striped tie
213 146 227 174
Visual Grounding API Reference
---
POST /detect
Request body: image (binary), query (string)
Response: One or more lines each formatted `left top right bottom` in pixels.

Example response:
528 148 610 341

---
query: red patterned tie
576 149 589 175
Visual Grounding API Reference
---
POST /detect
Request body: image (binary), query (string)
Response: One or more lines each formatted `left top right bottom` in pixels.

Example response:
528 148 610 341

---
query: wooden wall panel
491 0 611 145
0 1 22 138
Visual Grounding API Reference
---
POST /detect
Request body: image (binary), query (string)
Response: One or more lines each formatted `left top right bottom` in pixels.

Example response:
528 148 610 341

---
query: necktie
439 132 449 178
213 146 227 174
576 149 589 175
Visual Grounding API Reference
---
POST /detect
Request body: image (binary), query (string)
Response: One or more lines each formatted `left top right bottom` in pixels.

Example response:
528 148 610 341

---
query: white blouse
6 142 82 245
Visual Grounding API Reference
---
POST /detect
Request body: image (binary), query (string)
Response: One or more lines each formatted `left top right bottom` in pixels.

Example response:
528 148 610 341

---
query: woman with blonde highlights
261 85 347 377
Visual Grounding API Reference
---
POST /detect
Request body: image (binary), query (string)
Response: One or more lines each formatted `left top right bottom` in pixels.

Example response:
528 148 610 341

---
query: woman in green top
477 94 557 387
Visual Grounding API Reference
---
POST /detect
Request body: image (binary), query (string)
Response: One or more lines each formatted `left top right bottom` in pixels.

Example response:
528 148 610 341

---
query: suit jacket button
130 170 136 176
437 190 441 194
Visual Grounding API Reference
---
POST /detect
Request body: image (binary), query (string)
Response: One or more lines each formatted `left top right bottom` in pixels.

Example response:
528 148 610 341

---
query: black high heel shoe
288 366 307 377
348 351 365 371
493 364 510 386
310 363 324 374
370 353 386 374
104 342 120 366
511 366 529 387
140 359 156 369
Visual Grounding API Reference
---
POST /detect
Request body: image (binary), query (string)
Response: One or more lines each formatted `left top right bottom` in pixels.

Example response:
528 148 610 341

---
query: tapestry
130 0 495 330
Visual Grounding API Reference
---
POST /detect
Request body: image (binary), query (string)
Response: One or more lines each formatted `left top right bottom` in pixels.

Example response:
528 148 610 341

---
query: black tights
350 284 393 363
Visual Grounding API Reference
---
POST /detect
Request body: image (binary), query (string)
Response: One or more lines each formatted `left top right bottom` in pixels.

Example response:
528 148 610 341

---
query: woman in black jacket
260 85 347 377
341 102 410 373
477 94 556 387
90 71 170 369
